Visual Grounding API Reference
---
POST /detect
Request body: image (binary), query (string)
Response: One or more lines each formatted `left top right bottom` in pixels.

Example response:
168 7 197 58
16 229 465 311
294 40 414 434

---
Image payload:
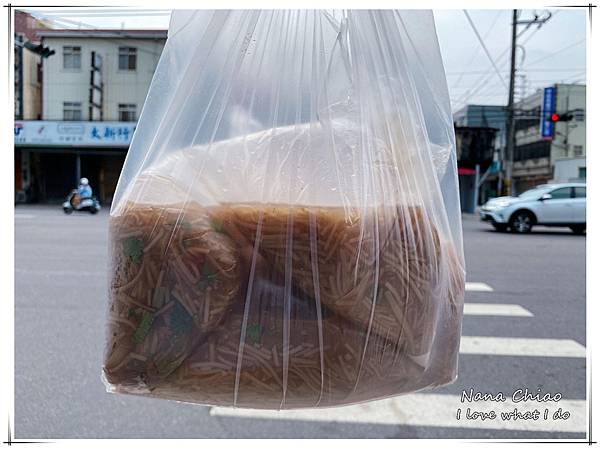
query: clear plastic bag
103 9 465 409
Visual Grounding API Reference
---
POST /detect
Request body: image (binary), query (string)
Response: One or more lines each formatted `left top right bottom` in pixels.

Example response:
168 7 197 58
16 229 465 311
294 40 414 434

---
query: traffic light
549 112 574 122
23 41 55 58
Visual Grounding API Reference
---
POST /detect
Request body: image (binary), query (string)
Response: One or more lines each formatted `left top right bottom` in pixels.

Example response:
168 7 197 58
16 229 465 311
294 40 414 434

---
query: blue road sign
540 87 556 140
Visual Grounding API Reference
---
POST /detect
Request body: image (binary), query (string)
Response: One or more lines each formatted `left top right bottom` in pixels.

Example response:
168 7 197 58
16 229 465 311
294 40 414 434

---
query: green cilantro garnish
133 311 154 343
169 301 194 336
246 323 262 344
197 263 219 291
210 220 226 234
123 237 143 265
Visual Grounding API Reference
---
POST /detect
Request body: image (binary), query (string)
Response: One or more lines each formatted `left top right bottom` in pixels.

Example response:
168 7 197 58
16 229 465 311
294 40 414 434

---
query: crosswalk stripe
210 393 585 433
465 282 494 292
460 336 586 358
464 303 533 317
15 268 105 277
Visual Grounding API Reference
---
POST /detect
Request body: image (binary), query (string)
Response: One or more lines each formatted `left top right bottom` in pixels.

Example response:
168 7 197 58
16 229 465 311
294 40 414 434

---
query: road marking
14 214 35 219
210 393 585 433
464 303 533 317
460 336 586 358
15 268 105 278
465 282 494 292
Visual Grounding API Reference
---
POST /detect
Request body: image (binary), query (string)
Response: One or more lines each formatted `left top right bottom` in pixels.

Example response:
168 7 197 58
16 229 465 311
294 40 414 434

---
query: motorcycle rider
64 177 100 214
78 177 93 199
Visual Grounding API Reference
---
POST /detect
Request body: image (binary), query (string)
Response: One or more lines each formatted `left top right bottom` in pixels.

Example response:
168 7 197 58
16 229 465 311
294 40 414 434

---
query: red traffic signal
549 112 573 122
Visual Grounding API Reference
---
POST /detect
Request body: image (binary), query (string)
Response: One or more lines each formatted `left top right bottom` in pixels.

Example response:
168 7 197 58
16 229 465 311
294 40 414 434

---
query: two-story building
453 104 505 208
14 11 51 202
454 125 498 213
14 11 49 121
15 28 167 203
512 83 586 193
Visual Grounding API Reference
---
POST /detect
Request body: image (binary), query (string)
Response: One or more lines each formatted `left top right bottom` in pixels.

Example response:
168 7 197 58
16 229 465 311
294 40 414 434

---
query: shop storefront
15 120 134 204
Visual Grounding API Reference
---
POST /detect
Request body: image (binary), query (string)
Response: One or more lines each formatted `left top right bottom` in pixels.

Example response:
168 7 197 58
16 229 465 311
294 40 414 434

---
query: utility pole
504 9 518 196
564 85 570 157
503 9 552 196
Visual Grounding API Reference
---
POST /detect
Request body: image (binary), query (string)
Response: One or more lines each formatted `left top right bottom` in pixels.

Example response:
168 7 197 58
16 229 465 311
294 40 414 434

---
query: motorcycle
63 190 101 215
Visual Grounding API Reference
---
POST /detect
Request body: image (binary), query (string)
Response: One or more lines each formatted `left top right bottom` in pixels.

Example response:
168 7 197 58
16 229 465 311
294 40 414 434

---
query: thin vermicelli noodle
102 10 466 409
103 198 464 407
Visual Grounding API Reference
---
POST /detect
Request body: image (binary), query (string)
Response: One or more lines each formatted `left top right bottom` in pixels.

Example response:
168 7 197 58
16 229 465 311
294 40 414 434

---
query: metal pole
564 86 570 157
473 164 480 214
15 36 24 119
76 153 81 185
504 9 518 196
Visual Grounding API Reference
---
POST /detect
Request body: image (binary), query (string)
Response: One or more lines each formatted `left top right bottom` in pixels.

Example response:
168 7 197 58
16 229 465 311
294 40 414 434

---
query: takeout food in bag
103 10 465 409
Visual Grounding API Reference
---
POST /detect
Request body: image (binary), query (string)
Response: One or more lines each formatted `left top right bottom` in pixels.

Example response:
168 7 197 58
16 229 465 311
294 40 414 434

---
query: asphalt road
14 205 586 439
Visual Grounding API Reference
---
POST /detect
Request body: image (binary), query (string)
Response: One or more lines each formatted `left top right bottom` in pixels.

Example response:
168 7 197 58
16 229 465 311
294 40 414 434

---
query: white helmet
80 177 89 186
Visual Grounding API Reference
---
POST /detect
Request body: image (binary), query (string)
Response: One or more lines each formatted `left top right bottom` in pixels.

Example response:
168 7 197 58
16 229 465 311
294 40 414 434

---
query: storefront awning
14 120 135 149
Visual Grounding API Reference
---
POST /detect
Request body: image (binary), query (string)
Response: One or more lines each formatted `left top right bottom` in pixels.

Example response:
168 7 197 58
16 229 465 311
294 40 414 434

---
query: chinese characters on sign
90 125 132 142
540 87 556 140
14 121 136 148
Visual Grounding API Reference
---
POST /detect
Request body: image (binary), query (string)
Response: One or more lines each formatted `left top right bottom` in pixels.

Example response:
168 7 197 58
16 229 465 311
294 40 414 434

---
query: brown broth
103 201 464 407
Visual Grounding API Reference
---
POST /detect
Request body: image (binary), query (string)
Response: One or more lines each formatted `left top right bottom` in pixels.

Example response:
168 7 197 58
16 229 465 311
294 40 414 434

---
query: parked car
479 183 586 234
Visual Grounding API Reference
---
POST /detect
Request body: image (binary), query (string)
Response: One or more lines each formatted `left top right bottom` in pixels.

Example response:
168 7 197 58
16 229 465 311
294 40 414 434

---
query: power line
452 10 503 88
562 70 587 82
28 11 166 57
453 13 552 107
463 10 508 89
21 8 171 16
523 38 586 67
454 61 509 105
451 76 585 90
519 23 543 46
503 9 553 195
447 67 585 75
40 12 169 19
453 30 523 106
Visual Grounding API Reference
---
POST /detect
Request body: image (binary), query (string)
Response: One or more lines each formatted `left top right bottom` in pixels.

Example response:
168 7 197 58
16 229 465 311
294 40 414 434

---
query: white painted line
210 393 585 433
14 214 35 219
465 282 494 292
460 336 586 358
15 268 105 278
464 303 533 317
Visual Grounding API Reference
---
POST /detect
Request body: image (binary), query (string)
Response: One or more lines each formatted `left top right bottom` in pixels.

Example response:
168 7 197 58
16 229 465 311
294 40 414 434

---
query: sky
22 8 587 112
435 9 586 111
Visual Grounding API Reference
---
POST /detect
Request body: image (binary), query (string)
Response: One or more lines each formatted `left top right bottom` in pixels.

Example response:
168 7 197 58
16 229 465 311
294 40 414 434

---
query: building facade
14 11 51 202
39 29 166 121
15 28 167 203
14 11 49 120
453 104 507 152
553 156 586 183
454 126 498 213
512 84 586 193
453 105 504 211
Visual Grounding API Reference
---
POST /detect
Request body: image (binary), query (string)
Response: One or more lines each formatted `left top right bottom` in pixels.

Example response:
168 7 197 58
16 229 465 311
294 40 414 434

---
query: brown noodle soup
103 201 464 408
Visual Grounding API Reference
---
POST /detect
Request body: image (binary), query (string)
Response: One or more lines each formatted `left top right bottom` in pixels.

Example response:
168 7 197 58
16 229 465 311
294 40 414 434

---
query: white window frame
63 101 82 121
118 46 137 71
118 103 137 122
63 46 81 70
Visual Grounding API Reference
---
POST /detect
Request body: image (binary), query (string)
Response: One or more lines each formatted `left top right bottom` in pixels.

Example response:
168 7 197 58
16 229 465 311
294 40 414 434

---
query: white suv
479 183 586 234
